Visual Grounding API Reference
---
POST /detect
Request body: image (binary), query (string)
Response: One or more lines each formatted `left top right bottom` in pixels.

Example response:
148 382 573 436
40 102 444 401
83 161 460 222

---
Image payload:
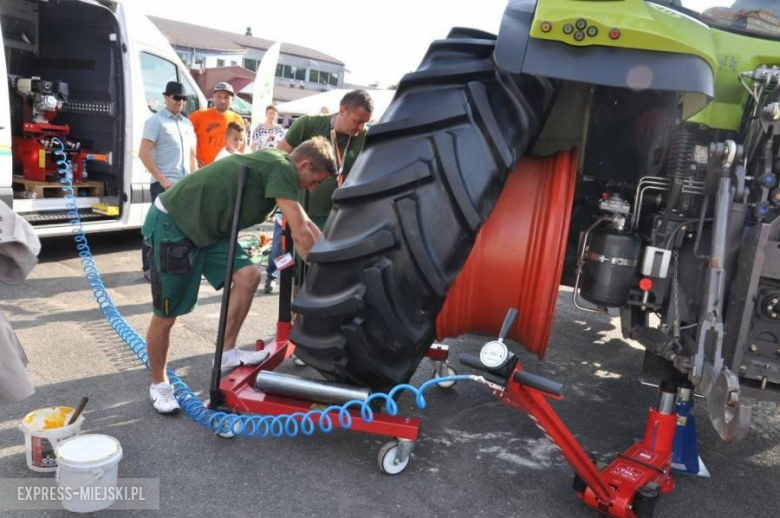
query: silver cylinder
255 370 370 405
656 388 677 415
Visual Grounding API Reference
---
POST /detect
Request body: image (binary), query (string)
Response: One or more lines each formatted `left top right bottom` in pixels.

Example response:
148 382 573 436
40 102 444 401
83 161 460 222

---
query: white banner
250 42 282 133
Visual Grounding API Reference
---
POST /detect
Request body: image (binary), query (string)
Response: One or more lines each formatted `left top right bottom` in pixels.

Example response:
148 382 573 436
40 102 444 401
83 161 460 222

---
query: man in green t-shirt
142 137 336 414
277 89 373 228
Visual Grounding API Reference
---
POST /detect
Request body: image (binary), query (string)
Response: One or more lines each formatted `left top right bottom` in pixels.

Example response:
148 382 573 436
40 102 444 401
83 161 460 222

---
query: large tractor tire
290 29 557 392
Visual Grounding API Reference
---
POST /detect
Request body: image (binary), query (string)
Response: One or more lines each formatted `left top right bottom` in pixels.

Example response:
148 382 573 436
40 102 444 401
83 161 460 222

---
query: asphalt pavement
0 229 778 517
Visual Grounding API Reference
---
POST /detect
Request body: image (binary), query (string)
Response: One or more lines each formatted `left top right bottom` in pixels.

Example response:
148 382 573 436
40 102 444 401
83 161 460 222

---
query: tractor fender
494 0 537 74
495 0 714 108
521 38 714 99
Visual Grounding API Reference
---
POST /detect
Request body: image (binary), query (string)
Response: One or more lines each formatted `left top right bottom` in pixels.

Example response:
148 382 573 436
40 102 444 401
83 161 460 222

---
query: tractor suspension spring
666 128 696 180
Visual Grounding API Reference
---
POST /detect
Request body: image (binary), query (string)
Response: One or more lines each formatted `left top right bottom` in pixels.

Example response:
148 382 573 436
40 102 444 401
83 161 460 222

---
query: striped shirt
251 124 286 149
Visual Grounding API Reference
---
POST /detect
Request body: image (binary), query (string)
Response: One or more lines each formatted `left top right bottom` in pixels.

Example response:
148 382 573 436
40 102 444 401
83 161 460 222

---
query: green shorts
142 205 254 317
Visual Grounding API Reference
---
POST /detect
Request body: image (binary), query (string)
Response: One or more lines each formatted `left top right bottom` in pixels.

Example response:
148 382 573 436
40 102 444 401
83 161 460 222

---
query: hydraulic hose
52 138 471 438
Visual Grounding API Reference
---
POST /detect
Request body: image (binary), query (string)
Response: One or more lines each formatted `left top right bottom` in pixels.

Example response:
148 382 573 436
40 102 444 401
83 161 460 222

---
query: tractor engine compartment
566 67 780 441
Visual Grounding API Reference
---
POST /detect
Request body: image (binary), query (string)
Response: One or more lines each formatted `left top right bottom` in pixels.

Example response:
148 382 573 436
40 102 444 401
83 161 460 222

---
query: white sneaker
149 383 180 414
221 348 270 373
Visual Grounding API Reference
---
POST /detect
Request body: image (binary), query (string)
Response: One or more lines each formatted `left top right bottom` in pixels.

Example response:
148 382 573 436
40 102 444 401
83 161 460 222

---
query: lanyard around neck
330 122 352 186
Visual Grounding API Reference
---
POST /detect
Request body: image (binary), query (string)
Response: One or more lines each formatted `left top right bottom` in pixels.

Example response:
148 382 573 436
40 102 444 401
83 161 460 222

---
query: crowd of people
140 80 374 413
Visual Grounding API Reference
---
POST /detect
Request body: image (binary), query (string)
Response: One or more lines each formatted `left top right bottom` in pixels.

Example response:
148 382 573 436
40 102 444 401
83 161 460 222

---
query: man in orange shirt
189 82 246 166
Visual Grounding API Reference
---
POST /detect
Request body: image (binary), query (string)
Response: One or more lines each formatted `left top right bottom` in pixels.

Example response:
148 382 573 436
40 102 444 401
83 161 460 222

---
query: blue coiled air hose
52 138 472 438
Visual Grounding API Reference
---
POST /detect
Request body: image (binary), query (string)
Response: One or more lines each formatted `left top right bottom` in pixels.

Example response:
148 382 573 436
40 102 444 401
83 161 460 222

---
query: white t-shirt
215 147 234 161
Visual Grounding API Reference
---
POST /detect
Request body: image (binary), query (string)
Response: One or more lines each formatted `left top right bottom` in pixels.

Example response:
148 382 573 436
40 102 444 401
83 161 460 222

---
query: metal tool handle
513 370 564 397
459 353 515 381
460 353 488 373
499 308 518 342
278 221 294 324
209 165 249 408
67 397 89 426
297 190 310 289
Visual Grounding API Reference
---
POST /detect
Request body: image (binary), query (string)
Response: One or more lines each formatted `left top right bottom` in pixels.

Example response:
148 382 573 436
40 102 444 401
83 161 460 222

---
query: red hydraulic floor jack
462 308 678 518
206 169 456 474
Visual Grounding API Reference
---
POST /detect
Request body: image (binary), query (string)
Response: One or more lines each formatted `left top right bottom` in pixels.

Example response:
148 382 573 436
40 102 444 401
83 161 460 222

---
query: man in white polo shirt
138 81 197 281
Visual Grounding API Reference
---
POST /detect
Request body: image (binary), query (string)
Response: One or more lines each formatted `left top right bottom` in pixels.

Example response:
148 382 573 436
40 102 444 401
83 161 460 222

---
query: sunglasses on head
168 95 188 102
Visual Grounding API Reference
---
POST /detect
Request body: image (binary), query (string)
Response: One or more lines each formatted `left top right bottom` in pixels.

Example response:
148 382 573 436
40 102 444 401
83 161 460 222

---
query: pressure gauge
480 340 509 369
479 308 519 370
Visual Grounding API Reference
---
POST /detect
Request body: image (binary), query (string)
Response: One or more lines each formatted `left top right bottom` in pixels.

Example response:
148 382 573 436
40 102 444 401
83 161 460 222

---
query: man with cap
139 81 197 281
189 82 246 166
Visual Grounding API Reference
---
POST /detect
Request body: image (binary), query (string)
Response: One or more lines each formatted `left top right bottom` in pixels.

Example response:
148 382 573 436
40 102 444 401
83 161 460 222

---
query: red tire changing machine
207 168 457 475
208 167 682 516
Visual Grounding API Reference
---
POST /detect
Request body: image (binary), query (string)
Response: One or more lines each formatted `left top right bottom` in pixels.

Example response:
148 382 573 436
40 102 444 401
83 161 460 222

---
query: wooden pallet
13 176 104 198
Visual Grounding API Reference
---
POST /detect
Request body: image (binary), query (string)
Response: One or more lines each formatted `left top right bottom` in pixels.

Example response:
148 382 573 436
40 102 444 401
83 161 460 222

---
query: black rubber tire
290 30 556 391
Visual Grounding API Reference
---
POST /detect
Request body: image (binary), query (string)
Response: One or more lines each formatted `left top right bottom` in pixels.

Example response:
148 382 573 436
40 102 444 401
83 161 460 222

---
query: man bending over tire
143 137 336 414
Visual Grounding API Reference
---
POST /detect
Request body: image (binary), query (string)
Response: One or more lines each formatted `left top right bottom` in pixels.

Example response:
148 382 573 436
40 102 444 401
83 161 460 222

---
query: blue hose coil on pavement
52 138 469 438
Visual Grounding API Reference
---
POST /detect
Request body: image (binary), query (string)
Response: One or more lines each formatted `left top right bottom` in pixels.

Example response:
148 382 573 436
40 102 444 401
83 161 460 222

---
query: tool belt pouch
159 238 194 274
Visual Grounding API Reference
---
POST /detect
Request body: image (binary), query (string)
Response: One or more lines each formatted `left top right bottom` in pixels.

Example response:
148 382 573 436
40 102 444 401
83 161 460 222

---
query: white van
0 0 206 237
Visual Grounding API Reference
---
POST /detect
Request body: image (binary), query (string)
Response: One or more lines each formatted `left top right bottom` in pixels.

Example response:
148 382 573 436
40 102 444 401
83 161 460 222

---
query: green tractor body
524 0 779 130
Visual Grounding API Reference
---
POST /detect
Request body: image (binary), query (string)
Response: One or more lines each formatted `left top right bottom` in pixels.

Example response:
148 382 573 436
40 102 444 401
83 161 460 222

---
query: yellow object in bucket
20 407 84 473
24 406 74 430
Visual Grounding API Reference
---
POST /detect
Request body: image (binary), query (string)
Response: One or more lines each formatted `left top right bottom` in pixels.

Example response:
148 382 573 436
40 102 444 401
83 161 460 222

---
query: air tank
580 228 642 307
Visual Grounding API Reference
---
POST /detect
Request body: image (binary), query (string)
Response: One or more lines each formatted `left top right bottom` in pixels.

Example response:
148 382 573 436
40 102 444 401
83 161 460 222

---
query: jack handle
209 164 248 409
459 353 515 381
459 353 564 398
498 308 518 342
513 371 564 398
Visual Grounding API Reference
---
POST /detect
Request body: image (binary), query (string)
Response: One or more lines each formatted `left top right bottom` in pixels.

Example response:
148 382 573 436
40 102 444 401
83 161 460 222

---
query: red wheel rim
436 149 578 358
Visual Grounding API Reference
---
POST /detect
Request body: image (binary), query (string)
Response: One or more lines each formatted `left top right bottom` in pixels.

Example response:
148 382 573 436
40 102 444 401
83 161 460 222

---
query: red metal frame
14 114 108 183
426 343 449 362
23 122 69 134
217 326 450 442
495 362 676 518
13 122 71 182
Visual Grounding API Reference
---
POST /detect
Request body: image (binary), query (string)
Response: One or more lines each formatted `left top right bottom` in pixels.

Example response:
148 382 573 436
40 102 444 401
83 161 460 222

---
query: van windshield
661 1 780 39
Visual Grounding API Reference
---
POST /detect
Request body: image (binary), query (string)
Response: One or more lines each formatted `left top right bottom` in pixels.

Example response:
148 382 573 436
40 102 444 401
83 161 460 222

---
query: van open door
0 0 205 238
0 17 11 208
1 0 127 234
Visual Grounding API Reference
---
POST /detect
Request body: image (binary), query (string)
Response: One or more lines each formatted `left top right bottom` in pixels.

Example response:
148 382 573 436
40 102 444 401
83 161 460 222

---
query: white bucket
55 434 123 513
19 407 85 473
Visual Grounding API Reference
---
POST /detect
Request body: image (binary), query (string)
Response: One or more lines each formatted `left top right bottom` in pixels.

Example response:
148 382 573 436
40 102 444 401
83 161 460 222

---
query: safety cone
671 382 710 477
